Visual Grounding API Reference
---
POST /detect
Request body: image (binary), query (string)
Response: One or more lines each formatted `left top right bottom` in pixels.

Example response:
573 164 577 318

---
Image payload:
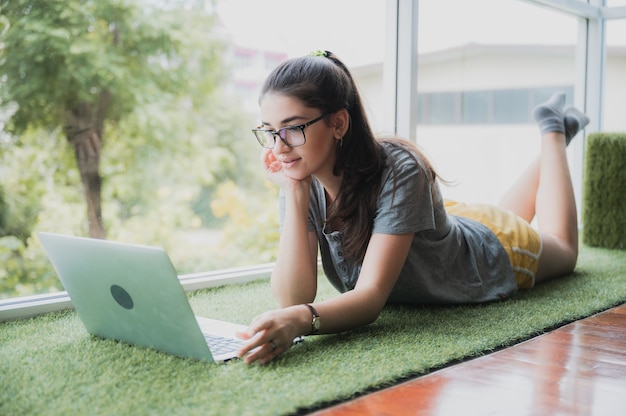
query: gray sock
532 92 566 135
564 106 590 146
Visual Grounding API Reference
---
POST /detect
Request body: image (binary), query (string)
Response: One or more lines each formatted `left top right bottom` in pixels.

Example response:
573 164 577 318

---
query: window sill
0 263 274 321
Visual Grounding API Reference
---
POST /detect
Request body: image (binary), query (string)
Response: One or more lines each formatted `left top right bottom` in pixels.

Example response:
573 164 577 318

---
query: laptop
39 232 271 363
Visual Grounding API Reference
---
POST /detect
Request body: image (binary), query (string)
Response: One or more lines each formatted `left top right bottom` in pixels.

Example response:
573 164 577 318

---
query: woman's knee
536 234 578 281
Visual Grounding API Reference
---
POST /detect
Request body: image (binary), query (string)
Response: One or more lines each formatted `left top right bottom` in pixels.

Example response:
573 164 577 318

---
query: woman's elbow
271 285 315 308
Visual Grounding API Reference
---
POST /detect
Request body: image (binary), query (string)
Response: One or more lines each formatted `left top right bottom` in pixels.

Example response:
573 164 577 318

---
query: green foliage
0 127 76 241
181 179 280 271
0 90 273 296
0 127 86 297
583 132 626 250
0 0 281 297
0 188 8 234
0 0 224 133
0 235 61 297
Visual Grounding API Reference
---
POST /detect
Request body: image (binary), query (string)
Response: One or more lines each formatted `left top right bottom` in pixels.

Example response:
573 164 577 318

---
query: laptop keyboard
204 333 246 356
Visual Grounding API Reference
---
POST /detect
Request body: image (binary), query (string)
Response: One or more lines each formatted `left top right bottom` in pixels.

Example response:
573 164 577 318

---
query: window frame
0 263 276 320
2 0 624 320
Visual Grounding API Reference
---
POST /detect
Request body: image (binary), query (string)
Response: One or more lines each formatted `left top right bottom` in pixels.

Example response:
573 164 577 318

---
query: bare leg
534 131 578 282
497 91 567 222
499 92 588 282
498 158 539 223
499 95 590 225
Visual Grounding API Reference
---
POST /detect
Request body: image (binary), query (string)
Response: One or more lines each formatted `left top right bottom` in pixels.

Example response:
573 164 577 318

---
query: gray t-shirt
279 141 517 304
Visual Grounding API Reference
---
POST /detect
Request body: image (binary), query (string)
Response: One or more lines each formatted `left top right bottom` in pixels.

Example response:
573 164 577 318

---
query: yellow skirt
445 200 543 289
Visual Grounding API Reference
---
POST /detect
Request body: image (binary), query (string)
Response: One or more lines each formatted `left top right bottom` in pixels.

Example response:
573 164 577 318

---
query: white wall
417 46 576 92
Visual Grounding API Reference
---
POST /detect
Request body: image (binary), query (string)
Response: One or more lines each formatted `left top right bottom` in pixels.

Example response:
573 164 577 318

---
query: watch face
313 318 321 330
306 304 321 333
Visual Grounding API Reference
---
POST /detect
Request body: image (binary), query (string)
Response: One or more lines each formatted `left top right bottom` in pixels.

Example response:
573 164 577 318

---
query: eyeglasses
252 112 331 149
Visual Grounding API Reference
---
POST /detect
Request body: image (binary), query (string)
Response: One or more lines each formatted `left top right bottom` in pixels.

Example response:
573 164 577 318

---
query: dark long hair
260 52 439 262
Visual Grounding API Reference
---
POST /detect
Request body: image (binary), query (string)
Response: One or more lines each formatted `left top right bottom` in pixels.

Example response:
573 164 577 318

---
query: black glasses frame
252 112 332 149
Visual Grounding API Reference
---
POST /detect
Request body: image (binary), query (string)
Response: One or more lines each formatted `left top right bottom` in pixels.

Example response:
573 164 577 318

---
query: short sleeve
371 145 436 235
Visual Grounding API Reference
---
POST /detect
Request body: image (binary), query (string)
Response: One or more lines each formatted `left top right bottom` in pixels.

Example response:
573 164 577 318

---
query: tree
0 0 225 238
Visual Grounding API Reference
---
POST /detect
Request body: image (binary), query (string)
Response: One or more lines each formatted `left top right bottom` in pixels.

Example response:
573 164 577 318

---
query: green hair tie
309 50 329 57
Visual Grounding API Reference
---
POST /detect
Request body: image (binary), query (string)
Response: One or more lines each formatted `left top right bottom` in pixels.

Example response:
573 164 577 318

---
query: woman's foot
532 92 566 135
564 106 590 145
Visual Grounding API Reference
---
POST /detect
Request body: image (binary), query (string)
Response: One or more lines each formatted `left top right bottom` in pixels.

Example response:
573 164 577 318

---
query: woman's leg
534 129 578 282
498 92 566 221
498 96 590 223
498 158 539 223
498 92 589 282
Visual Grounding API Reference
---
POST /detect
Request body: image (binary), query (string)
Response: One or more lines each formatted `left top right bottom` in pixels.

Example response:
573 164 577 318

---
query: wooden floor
312 303 626 416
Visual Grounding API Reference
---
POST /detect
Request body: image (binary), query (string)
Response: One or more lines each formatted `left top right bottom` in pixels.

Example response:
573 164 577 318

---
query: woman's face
259 93 340 181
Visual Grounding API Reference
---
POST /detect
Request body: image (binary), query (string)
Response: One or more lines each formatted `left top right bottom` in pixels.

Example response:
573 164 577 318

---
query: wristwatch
305 304 321 335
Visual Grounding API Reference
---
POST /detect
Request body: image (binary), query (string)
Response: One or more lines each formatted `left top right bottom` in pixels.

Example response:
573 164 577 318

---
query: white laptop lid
38 232 223 362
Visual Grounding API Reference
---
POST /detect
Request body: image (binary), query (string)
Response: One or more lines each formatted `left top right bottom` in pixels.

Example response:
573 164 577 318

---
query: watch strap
305 304 320 334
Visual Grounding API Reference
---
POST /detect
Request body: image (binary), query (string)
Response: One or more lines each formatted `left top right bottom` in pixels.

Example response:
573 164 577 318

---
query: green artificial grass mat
2 245 625 415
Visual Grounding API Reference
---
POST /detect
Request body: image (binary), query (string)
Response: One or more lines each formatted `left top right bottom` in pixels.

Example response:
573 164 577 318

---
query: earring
337 137 343 147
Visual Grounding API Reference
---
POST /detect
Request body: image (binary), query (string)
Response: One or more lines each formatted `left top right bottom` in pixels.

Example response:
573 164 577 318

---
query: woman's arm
237 232 414 364
311 232 414 332
270 187 319 306
260 148 319 307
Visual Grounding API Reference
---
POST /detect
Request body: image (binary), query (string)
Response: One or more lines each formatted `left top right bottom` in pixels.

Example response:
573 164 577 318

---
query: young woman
235 51 589 365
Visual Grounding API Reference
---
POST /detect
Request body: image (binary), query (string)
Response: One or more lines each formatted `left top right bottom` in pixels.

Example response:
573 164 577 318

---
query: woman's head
260 51 351 113
259 51 378 177
259 51 441 263
259 51 386 262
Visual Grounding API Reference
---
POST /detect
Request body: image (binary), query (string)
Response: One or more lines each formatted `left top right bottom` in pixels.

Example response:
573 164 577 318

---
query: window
264 52 286 71
492 89 528 124
464 91 490 124
416 0 579 205
604 14 626 131
417 86 576 125
232 48 256 69
0 0 386 310
2 0 625 318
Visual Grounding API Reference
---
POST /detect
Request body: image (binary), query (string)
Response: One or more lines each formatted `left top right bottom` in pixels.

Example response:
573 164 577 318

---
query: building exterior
226 46 288 117
352 43 626 205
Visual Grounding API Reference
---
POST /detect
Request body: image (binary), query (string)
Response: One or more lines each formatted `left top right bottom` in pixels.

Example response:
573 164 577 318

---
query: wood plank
312 304 626 416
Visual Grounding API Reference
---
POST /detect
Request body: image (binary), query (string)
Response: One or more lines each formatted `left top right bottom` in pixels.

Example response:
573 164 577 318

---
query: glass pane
0 0 385 299
463 91 490 124
431 92 460 124
416 0 578 205
604 18 626 131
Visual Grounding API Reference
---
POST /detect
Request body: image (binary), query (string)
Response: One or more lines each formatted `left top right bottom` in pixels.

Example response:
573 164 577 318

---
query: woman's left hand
236 306 307 365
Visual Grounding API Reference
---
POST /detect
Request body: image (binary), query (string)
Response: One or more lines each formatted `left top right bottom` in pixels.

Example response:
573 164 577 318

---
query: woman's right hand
262 148 282 174
261 148 288 187
261 149 311 191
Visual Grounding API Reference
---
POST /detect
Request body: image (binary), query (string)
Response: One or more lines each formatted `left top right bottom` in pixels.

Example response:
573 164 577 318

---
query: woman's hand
261 149 312 191
236 305 308 365
262 148 282 174
261 148 290 187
